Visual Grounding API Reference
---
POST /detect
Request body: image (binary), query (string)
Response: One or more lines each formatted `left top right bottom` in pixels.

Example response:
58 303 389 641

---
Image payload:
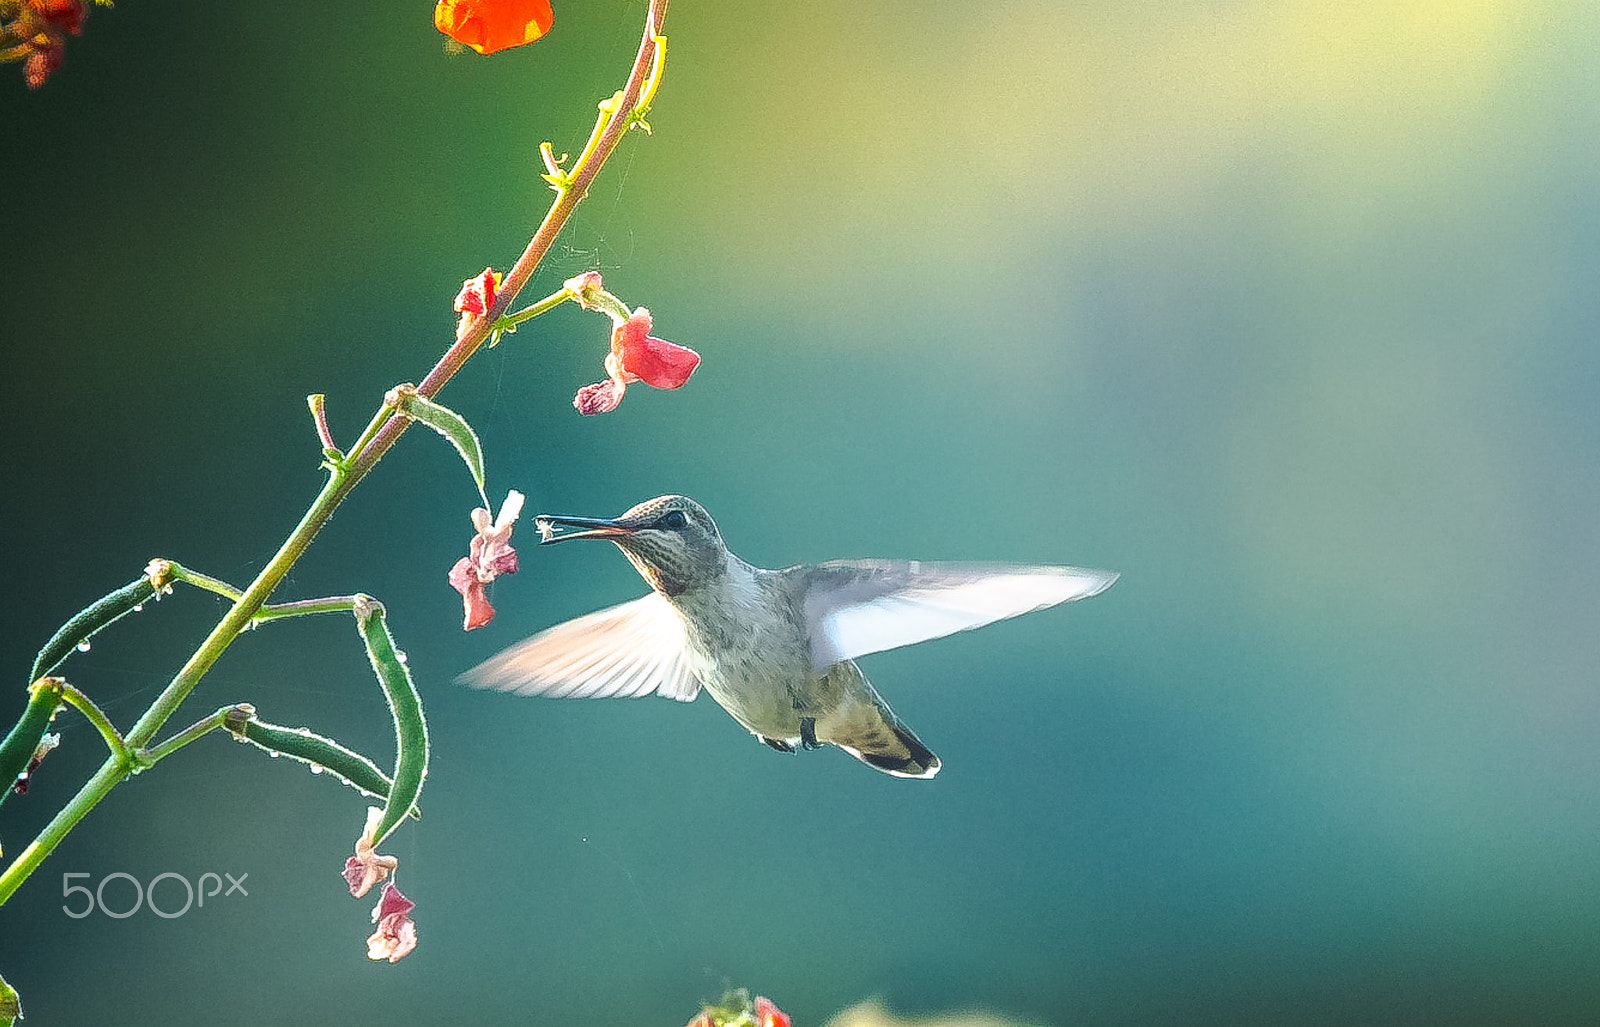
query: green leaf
31 574 158 682
386 384 486 499
352 597 428 846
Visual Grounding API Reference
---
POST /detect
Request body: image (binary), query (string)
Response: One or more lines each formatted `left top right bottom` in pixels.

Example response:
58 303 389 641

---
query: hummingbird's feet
759 720 820 753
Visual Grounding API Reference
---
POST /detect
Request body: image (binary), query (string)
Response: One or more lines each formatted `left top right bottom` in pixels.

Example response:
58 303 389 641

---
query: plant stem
167 563 359 623
253 596 361 623
356 0 670 432
0 0 671 909
55 684 130 766
139 707 235 766
498 287 577 331
0 759 123 902
343 400 399 470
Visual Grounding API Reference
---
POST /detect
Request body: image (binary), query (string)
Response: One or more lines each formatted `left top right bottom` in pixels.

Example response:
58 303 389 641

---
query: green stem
126 472 356 752
498 287 577 332
55 684 132 767
253 596 361 623
343 402 399 470
165 561 248 602
140 707 233 765
167 563 359 623
0 759 124 902
0 0 672 909
0 467 355 903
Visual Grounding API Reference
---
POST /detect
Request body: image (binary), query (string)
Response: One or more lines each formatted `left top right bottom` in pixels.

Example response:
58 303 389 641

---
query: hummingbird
461 495 1117 778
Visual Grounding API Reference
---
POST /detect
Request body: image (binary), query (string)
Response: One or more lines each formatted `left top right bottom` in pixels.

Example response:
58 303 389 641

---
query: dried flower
573 308 700 415
342 807 399 898
447 490 524 630
10 732 58 795
573 379 625 416
434 0 552 55
366 882 418 963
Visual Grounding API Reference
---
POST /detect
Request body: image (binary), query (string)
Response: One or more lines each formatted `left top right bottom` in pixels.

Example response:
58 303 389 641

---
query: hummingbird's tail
816 664 941 779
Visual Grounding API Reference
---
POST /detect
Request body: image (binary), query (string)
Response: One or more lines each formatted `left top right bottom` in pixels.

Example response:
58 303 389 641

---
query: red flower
35 0 83 32
366 882 418 963
754 996 791 1027
5 0 87 89
573 308 700 415
434 0 553 55
453 266 500 340
447 490 524 630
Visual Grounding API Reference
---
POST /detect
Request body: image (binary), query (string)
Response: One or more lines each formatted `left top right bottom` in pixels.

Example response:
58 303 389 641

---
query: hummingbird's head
533 495 726 597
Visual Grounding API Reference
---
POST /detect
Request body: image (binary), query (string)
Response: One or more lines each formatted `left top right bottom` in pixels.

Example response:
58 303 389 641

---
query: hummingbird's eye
659 510 688 530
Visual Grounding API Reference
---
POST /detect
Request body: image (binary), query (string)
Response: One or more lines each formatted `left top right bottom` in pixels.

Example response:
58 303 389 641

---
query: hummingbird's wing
457 593 702 701
801 561 1117 671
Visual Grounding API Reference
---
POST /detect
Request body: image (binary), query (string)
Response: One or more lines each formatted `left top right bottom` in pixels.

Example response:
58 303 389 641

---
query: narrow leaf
386 384 486 497
352 596 429 846
31 575 157 681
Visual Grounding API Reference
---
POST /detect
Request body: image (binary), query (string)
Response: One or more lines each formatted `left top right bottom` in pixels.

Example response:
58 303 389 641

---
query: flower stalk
0 0 672 909
55 682 132 767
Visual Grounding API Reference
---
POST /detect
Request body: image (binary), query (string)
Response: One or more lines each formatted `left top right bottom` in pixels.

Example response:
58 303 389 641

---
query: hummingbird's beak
534 514 638 545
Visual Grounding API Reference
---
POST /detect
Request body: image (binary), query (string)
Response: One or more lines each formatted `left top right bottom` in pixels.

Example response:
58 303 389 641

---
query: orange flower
434 0 553 55
3 0 87 89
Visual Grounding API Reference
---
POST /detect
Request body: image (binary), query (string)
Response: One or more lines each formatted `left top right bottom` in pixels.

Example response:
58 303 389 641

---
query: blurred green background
4 0 1599 1023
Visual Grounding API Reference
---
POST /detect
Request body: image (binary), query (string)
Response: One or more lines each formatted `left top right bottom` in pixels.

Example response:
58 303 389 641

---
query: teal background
4 0 1600 1023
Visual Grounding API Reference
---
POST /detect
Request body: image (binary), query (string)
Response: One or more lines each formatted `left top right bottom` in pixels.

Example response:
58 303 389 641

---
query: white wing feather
458 592 701 701
802 561 1117 671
